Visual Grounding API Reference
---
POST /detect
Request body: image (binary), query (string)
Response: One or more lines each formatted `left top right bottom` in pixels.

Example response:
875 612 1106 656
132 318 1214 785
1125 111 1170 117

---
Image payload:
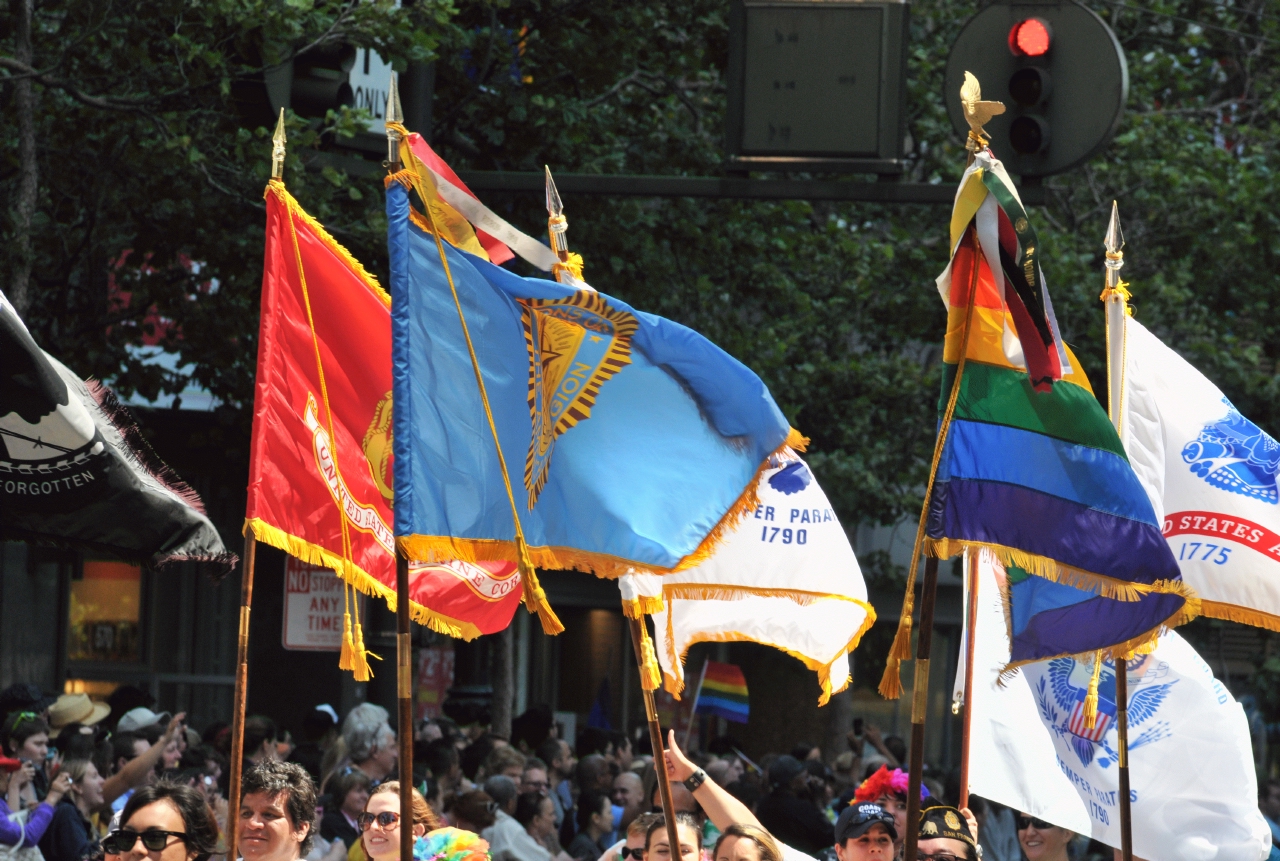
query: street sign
349 48 395 132
282 557 345 651
945 0 1128 177
726 0 910 173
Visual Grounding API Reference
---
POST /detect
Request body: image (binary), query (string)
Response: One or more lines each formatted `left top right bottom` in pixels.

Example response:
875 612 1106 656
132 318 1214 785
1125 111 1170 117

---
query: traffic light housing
945 0 1127 177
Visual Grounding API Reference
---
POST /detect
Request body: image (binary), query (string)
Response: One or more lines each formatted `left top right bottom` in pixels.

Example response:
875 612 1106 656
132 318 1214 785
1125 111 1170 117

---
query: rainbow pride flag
929 151 1196 668
694 661 749 723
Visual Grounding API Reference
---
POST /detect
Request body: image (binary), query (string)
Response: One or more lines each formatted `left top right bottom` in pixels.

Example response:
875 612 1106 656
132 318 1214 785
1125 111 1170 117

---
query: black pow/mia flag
0 289 235 574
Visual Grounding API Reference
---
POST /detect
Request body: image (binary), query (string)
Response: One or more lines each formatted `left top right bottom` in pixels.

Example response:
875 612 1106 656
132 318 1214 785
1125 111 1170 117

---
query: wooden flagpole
627 615 683 859
225 532 256 859
957 550 979 812
228 111 287 858
1102 200 1134 861
902 557 939 861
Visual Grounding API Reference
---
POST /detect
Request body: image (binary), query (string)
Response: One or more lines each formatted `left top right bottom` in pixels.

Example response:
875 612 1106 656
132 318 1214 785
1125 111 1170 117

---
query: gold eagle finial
960 71 1005 153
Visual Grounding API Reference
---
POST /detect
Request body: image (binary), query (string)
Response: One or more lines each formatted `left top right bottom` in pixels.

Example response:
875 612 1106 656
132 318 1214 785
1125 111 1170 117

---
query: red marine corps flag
246 179 521 657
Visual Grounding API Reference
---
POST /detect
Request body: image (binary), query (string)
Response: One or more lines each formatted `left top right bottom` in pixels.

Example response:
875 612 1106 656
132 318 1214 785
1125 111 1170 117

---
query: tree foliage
5 0 1280 590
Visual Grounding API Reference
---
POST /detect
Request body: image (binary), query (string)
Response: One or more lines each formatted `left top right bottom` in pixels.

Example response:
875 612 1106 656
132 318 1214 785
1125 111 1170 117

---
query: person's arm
662 731 761 833
7 761 33 813
17 773 70 846
861 726 899 769
102 712 186 804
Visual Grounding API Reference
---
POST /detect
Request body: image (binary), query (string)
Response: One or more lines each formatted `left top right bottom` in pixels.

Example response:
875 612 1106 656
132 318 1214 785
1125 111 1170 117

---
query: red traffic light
1008 18 1051 57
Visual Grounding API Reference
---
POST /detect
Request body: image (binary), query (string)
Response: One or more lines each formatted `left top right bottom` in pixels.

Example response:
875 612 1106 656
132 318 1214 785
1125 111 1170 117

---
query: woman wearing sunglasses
360 782 441 861
102 783 219 861
1015 814 1073 861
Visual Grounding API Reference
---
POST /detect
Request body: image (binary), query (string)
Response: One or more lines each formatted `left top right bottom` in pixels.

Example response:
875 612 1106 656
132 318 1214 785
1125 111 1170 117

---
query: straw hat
48 694 110 729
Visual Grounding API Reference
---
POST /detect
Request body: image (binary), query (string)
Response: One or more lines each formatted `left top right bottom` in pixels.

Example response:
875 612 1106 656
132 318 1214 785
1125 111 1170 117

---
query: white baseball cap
117 707 170 733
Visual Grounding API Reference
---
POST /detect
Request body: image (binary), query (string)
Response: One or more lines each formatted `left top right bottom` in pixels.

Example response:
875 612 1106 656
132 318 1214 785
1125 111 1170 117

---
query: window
67 560 142 662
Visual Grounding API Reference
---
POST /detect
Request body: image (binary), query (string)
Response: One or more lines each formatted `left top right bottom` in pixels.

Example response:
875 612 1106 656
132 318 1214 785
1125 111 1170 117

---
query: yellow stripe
949 169 988 254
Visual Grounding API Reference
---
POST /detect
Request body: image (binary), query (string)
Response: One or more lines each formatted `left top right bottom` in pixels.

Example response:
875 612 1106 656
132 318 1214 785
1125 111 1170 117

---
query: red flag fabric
245 180 520 639
403 134 515 266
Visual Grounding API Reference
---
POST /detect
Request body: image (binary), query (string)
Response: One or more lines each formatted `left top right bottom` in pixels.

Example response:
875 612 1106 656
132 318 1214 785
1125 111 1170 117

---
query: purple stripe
928 478 1181 584
1011 592 1187 663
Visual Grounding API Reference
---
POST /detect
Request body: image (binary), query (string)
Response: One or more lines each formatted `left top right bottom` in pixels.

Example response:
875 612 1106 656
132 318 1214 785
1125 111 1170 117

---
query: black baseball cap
836 802 898 843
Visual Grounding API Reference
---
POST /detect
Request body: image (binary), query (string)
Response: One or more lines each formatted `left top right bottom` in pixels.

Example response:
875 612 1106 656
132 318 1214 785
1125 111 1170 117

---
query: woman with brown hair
359 782 441 861
713 825 782 861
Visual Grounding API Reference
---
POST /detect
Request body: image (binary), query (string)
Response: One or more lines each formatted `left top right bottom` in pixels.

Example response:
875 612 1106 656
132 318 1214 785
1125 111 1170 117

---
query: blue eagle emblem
1034 657 1176 769
768 461 812 495
1182 400 1280 505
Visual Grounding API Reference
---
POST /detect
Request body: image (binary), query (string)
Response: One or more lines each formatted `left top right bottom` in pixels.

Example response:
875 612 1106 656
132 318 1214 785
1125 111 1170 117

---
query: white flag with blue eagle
1122 316 1280 631
961 551 1270 860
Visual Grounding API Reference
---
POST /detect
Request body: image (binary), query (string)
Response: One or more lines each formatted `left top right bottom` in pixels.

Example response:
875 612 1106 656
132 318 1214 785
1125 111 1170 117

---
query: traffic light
945 0 1127 177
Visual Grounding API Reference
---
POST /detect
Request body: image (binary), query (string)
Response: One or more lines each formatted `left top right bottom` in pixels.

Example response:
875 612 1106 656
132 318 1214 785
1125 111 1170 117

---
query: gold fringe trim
552 252 585 282
621 596 665 618
661 599 876 706
924 537 1203 607
243 518 488 641
1200 599 1280 633
264 180 389 309
385 170 414 190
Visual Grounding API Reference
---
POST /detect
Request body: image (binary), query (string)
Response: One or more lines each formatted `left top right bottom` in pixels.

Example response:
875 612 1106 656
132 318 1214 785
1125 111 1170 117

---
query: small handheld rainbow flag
692 661 749 723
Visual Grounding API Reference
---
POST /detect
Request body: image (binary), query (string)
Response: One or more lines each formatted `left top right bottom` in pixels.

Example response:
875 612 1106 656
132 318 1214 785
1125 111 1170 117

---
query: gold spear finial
386 72 403 170
545 166 583 284
271 108 287 181
960 71 1005 155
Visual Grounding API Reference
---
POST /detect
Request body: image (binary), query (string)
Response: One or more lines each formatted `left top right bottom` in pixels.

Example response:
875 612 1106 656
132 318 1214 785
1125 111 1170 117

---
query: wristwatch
683 769 708 792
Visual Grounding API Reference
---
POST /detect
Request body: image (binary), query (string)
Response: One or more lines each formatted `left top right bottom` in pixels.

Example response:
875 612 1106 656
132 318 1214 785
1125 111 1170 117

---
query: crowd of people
0 682 1229 861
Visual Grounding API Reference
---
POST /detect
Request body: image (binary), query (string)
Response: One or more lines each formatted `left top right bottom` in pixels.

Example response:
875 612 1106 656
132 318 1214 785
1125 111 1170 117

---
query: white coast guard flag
619 449 874 705
1122 317 1280 629
958 552 1269 861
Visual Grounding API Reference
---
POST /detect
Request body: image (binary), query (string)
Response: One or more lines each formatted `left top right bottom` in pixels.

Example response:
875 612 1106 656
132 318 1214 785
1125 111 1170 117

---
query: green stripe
940 362 1126 459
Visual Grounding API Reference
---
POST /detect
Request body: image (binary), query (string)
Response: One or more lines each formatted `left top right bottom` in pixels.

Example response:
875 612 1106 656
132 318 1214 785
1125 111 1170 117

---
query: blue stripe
1009 575 1095 638
939 420 1158 525
928 478 1181 585
1012 591 1187 664
697 695 749 718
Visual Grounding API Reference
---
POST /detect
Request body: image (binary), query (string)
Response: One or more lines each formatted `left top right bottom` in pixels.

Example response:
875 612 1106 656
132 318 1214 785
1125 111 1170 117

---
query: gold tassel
1083 651 1103 729
518 536 564 635
878 614 913 700
339 585 355 672
351 616 382 682
552 252 585 282
638 625 662 692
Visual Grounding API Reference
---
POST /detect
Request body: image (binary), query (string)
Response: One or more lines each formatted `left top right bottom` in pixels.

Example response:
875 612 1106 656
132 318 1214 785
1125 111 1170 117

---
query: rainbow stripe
930 158 1193 666
695 661 749 723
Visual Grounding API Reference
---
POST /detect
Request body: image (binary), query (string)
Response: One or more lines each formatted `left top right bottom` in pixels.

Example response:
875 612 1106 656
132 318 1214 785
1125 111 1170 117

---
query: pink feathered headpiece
852 766 929 803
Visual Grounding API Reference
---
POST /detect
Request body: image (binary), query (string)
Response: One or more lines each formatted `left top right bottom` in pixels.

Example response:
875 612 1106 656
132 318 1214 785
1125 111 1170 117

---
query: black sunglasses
1016 815 1052 830
357 812 400 831
623 850 644 861
103 830 189 854
919 854 964 861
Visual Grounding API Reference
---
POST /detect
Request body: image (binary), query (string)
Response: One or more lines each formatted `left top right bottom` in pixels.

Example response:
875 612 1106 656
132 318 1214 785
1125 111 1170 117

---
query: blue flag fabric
386 181 799 579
